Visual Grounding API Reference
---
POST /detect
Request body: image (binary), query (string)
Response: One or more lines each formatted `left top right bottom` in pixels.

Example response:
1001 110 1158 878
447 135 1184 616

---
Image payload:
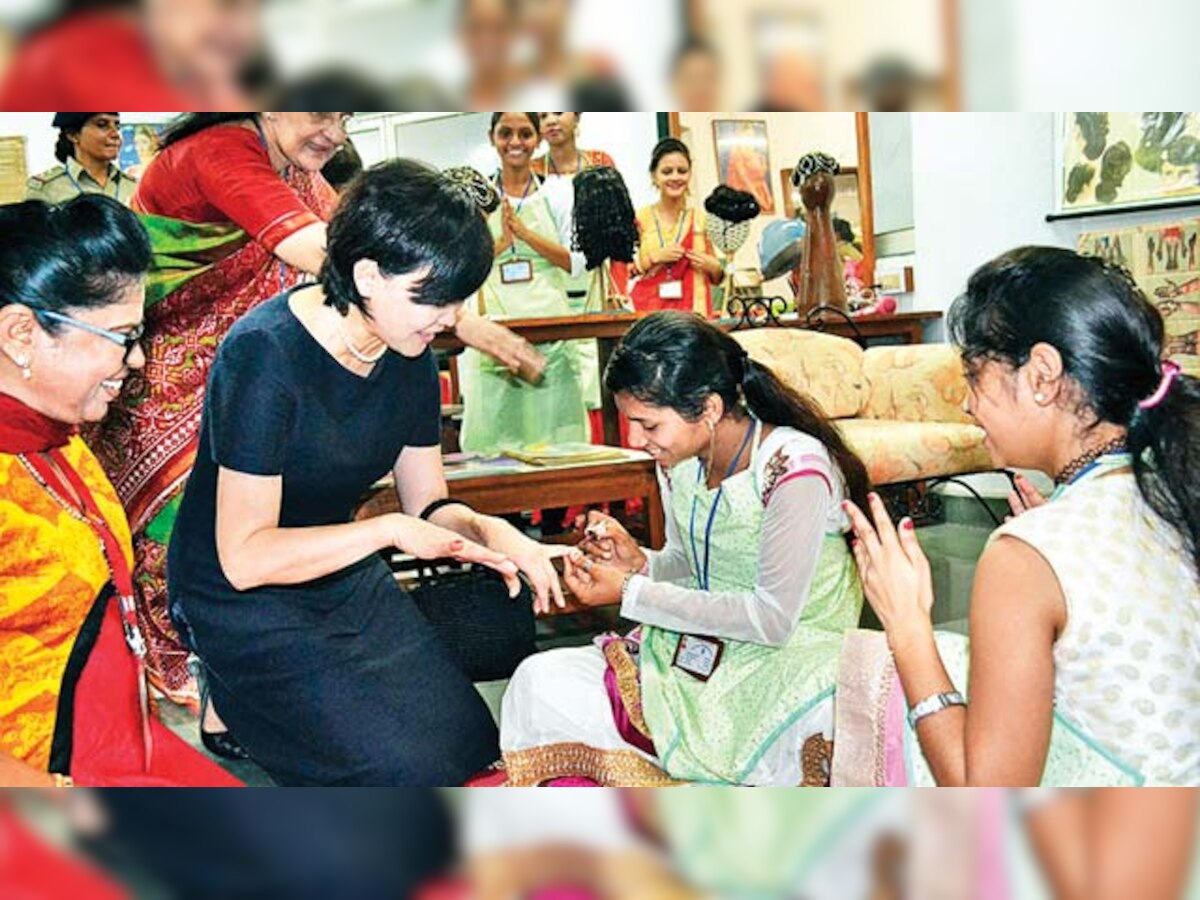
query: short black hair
321 159 494 313
322 138 363 192
0 195 150 333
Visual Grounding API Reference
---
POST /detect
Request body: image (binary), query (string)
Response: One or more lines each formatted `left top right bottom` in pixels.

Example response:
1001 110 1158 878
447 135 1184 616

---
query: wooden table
436 311 943 445
356 450 666 550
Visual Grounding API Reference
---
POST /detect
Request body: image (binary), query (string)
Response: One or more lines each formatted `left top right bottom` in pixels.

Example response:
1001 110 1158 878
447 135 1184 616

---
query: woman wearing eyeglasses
0 196 240 787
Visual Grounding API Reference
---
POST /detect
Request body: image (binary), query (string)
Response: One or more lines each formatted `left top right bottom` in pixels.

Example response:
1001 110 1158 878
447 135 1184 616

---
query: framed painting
1054 113 1200 218
713 119 775 214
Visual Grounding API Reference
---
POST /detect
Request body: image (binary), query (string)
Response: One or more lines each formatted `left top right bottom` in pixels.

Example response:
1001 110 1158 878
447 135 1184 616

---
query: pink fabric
974 789 1011 900
602 665 657 756
544 777 603 787
770 468 834 497
883 671 909 786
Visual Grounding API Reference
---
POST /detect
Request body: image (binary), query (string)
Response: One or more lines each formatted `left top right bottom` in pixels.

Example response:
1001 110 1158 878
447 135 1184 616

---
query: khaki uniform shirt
26 156 137 205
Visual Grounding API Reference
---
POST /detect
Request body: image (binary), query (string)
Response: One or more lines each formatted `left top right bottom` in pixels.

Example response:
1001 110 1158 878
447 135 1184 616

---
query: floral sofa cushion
835 419 993 485
734 328 993 485
734 329 866 420
860 344 975 425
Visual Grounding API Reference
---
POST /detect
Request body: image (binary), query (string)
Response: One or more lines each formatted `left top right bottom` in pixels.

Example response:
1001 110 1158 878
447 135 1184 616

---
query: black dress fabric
168 289 500 786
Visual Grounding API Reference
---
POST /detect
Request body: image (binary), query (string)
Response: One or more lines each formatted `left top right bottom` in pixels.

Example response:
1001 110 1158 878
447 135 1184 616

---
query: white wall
909 112 1199 334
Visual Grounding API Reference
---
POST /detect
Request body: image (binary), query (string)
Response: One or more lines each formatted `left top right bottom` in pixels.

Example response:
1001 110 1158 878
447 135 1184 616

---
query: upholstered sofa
732 329 994 486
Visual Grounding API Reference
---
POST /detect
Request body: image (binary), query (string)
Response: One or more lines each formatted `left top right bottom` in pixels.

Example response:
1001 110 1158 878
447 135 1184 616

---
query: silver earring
1034 392 1046 403
17 356 31 380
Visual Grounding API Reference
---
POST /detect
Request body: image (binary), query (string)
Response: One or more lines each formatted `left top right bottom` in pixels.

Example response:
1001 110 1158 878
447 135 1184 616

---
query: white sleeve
644 467 691 585
621 472 833 647
544 180 587 279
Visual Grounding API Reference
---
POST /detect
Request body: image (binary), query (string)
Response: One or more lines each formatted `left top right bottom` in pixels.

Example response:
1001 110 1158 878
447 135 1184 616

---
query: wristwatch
907 691 966 729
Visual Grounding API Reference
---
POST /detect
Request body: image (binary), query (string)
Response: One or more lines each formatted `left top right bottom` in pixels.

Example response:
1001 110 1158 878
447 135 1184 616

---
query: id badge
500 258 534 284
659 279 684 300
672 634 724 681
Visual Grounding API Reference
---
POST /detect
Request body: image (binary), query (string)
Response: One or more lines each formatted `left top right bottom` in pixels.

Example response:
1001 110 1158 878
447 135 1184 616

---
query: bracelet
52 772 74 788
907 691 966 729
418 498 472 522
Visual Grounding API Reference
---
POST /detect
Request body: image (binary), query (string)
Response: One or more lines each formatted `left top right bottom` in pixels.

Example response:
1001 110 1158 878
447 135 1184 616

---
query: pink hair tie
1138 360 1182 410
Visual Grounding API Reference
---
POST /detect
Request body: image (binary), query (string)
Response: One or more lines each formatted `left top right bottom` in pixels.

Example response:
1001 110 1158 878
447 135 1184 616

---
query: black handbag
407 563 537 683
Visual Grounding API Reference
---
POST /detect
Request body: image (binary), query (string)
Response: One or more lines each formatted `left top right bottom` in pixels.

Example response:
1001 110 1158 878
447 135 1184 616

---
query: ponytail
740 355 872 513
1127 367 1200 576
605 310 872 512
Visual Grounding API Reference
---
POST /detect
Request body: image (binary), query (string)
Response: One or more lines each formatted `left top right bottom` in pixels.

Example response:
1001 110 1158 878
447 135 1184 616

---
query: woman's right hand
575 510 647 573
1006 473 1048 519
385 514 520 591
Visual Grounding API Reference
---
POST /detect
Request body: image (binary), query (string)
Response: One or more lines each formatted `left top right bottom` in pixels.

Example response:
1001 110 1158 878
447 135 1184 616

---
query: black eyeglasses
32 308 145 363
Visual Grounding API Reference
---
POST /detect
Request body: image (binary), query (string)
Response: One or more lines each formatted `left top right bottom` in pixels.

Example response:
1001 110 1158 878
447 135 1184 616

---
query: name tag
500 258 534 284
659 279 684 300
672 634 724 681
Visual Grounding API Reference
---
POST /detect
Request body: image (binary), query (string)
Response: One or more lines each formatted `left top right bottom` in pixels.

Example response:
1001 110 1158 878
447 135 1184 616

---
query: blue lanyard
66 164 121 203
653 208 690 248
689 419 756 591
1048 452 1132 502
495 172 537 259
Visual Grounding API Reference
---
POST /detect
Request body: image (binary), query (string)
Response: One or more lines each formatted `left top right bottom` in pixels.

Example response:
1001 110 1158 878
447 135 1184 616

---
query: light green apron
459 192 589 454
640 421 864 783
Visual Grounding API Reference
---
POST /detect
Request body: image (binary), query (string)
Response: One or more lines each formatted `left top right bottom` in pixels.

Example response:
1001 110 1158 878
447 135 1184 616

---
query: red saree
88 124 338 704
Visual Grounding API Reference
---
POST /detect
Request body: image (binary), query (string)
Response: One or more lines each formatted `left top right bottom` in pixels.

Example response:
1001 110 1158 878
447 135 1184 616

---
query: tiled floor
162 488 1004 785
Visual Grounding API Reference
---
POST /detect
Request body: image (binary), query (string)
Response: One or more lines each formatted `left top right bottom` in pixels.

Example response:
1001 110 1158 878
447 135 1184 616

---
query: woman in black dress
167 161 566 786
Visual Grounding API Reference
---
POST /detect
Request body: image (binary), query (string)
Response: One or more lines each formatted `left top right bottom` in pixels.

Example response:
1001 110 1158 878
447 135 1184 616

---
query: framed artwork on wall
1053 113 1200 219
713 118 775 214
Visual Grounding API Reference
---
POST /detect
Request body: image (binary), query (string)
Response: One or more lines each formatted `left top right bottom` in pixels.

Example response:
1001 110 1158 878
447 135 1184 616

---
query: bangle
419 498 472 522
907 691 966 729
53 772 74 788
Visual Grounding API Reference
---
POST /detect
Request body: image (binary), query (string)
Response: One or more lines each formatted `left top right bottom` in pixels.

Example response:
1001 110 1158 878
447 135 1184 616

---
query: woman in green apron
459 112 589 454
498 311 871 785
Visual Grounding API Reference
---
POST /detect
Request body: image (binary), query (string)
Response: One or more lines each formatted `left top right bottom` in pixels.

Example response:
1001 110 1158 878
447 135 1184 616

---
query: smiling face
18 281 147 425
263 112 348 173
617 393 709 469
72 114 122 164
652 151 691 201
540 112 578 148
353 262 462 359
491 113 540 173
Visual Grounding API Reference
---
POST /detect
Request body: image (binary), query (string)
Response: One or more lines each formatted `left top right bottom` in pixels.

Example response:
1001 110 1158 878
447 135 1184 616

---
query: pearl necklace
340 318 387 365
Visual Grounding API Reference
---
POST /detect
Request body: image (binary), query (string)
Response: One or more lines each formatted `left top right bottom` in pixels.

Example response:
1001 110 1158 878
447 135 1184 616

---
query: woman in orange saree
0 195 239 787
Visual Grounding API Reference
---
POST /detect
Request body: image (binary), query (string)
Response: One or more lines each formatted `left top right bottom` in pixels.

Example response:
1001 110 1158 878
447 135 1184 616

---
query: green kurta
639 424 863 783
459 191 589 454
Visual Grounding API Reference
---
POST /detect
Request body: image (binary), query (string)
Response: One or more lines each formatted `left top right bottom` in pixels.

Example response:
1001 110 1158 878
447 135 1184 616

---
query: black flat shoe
199 673 250 762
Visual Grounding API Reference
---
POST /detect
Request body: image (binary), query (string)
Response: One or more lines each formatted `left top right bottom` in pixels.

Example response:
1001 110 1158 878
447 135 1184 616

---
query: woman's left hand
503 202 529 243
484 523 569 615
843 493 935 651
562 550 626 607
685 250 723 279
